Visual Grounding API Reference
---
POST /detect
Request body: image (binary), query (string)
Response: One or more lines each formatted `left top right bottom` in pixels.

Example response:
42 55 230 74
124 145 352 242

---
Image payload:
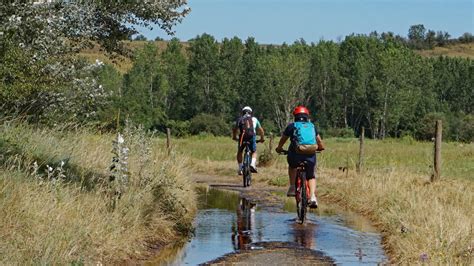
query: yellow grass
0 123 196 264
417 43 474 59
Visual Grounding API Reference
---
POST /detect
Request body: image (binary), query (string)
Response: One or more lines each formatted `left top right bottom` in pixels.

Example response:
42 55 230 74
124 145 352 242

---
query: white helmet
242 106 252 114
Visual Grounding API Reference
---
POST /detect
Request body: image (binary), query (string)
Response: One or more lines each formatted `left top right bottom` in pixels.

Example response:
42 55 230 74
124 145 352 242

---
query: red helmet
293 106 310 116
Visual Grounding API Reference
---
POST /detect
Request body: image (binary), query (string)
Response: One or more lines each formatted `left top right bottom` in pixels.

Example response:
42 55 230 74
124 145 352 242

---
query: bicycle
278 150 313 224
241 140 252 187
237 138 264 188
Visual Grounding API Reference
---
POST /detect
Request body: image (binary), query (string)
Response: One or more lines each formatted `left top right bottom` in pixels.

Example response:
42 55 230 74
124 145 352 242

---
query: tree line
1 3 472 142
94 33 472 141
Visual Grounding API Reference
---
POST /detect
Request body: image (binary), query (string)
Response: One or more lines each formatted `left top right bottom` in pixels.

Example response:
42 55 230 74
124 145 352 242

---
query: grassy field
417 43 474 59
172 135 473 180
79 40 186 73
171 135 474 264
0 122 196 264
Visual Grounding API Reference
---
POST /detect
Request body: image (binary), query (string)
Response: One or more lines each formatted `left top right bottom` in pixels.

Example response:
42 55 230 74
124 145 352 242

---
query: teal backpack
293 122 317 154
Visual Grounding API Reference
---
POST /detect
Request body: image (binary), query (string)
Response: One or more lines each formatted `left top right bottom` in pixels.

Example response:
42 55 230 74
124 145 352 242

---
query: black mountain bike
242 141 252 187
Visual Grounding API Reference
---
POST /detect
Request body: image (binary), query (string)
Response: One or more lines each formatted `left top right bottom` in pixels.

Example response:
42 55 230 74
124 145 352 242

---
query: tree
240 37 263 113
122 43 164 128
0 1 189 123
257 51 310 132
435 31 451 46
458 32 474 43
219 36 245 119
308 40 342 128
187 33 221 117
160 38 188 120
134 34 147 41
0 1 189 57
408 24 426 49
425 30 437 49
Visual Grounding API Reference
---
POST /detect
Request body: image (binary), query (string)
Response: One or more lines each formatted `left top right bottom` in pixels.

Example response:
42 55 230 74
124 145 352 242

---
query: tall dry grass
318 168 473 264
0 122 196 264
170 135 473 264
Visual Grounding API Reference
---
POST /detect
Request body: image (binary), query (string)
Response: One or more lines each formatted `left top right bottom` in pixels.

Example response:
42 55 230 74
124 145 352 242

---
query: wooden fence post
431 120 442 182
269 133 274 155
357 127 365 173
166 128 171 156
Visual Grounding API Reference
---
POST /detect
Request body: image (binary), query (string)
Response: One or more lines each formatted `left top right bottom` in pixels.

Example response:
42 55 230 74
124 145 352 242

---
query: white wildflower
117 133 124 144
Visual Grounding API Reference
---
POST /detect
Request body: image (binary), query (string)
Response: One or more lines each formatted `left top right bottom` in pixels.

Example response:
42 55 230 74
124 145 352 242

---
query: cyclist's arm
232 127 239 141
276 134 289 152
257 127 265 141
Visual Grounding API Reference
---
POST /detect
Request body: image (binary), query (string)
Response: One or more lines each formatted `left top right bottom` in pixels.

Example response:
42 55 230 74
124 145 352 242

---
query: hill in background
80 41 474 73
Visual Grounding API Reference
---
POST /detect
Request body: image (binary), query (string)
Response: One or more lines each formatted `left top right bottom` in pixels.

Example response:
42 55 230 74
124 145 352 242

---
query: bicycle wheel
246 152 252 187
296 171 307 223
243 151 251 187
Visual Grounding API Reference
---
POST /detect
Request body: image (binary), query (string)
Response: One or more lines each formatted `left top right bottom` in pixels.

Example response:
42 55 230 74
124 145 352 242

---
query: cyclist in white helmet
232 106 265 175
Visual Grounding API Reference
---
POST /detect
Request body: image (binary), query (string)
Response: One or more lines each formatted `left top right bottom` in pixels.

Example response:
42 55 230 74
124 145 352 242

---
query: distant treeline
135 24 474 50
2 32 473 141
93 32 472 141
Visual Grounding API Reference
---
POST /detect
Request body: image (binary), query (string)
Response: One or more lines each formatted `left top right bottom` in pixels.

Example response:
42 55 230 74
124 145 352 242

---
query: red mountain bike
278 150 312 223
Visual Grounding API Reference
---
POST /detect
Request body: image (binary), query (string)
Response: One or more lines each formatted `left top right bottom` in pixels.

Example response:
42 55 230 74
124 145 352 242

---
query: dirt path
207 242 333 265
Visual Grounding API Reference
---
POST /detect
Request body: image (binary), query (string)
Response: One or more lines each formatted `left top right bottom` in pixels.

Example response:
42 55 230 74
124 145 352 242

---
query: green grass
171 135 474 181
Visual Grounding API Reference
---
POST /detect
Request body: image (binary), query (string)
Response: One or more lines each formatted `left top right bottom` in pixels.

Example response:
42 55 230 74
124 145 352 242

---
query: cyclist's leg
250 136 258 172
286 153 298 196
236 142 244 174
306 154 318 207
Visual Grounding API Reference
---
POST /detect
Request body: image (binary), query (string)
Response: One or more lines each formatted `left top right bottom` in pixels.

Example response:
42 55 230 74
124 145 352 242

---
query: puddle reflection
150 187 387 265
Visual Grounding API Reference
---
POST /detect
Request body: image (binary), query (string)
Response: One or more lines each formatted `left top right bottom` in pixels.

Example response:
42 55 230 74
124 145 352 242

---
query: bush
189 113 229 136
166 120 190 137
458 114 474 143
416 112 448 141
261 119 279 135
324 127 354 138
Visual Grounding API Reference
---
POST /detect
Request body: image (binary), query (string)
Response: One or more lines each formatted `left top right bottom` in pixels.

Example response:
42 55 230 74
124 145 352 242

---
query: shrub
324 127 354 138
189 113 229 136
459 114 474 143
416 112 448 140
166 120 190 137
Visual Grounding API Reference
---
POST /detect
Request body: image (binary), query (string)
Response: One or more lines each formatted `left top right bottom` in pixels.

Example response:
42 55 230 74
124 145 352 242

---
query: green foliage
189 113 229 136
457 114 474 143
416 112 448 140
324 127 354 138
166 120 190 137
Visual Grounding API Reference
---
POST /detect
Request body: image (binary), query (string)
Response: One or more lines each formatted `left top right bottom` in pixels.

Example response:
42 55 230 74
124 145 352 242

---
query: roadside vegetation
0 122 195 264
171 136 473 264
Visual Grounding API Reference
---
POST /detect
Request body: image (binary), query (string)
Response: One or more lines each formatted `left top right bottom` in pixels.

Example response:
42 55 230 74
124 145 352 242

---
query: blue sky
141 0 474 44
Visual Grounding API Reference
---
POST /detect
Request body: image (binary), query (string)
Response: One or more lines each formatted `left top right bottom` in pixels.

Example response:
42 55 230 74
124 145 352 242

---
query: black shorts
287 152 317 179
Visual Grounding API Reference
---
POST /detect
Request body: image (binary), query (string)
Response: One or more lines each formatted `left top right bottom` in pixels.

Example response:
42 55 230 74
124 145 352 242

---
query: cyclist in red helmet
275 106 324 208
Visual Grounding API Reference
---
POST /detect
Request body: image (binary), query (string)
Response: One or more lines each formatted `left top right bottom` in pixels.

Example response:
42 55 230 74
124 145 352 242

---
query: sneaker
250 165 258 173
309 195 318 209
286 185 296 197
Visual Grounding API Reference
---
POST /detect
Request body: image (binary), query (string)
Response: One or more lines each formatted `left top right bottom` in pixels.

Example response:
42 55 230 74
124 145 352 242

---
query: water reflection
150 188 387 265
231 197 256 250
291 221 317 249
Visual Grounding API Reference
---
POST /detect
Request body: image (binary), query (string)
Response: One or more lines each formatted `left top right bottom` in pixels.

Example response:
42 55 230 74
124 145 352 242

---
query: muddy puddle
148 187 388 265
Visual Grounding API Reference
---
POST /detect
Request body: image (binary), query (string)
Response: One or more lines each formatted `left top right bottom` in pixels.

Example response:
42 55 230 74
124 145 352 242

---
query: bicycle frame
242 141 252 187
295 162 310 223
